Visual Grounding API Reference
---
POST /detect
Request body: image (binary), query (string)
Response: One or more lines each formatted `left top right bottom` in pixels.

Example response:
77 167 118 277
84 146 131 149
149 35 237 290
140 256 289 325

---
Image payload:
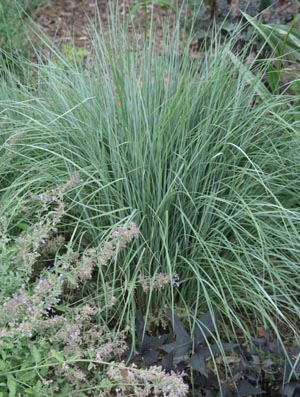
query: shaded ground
36 0 299 50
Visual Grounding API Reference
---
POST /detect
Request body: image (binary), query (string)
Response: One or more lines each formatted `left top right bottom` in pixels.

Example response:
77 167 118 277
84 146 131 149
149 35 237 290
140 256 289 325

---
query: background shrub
0 0 46 76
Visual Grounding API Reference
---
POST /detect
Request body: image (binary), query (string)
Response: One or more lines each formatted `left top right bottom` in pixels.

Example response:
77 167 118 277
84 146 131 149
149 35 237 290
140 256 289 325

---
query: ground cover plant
0 0 46 57
132 310 300 397
0 176 188 396
1 8 300 396
0 0 48 83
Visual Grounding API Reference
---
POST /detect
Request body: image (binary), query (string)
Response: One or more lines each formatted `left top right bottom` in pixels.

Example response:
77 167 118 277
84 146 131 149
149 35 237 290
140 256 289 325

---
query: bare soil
36 0 299 45
37 0 190 49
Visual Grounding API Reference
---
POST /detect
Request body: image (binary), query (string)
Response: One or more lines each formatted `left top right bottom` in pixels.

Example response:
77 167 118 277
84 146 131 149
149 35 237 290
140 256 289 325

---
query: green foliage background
0 0 46 55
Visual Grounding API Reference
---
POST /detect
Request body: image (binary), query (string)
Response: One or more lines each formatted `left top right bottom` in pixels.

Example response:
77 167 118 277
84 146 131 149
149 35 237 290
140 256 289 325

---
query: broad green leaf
99 378 112 388
242 12 300 61
66 273 77 286
15 222 31 232
20 371 36 382
88 362 94 371
7 375 17 397
51 351 64 363
31 380 42 394
31 346 41 364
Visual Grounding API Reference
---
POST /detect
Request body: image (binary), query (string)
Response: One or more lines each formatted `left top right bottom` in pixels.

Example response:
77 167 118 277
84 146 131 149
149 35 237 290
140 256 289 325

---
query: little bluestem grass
1 10 300 392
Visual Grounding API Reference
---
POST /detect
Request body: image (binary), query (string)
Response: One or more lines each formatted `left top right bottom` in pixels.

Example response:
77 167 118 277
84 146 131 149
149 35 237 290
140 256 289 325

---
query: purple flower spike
51 195 58 201
28 332 33 338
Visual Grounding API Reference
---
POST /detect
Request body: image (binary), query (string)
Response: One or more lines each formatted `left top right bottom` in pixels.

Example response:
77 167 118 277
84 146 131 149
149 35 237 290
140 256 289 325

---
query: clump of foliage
0 0 46 78
133 311 300 397
242 12 300 95
0 0 45 53
0 174 190 396
2 10 300 395
54 44 90 70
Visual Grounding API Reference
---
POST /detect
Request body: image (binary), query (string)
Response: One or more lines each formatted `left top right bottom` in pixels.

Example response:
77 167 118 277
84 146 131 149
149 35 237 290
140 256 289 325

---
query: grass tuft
1 9 300 373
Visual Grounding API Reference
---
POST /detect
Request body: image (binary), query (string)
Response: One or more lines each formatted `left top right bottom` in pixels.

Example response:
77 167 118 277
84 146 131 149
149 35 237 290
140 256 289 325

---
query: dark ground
36 0 299 50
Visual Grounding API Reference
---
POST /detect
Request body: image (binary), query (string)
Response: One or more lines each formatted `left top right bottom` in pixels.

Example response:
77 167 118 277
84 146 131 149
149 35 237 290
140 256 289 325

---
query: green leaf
7 375 17 397
31 346 41 364
20 371 36 382
242 12 300 61
51 351 64 363
31 380 42 394
88 362 95 371
66 273 77 286
15 222 31 232
99 378 112 388
267 63 281 93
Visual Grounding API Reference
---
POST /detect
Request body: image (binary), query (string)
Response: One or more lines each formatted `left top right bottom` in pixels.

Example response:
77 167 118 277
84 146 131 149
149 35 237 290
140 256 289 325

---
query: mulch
36 0 299 49
36 0 190 49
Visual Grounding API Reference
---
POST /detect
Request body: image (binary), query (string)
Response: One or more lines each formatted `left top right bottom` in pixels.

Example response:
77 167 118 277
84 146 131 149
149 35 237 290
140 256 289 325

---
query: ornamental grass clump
1 9 300 381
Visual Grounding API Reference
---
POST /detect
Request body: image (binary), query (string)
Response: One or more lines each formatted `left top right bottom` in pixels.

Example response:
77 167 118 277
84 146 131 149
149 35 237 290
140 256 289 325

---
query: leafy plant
0 175 144 396
0 0 47 78
62 44 89 69
243 12 300 93
134 310 300 397
2 9 300 390
0 0 45 53
228 330 300 397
